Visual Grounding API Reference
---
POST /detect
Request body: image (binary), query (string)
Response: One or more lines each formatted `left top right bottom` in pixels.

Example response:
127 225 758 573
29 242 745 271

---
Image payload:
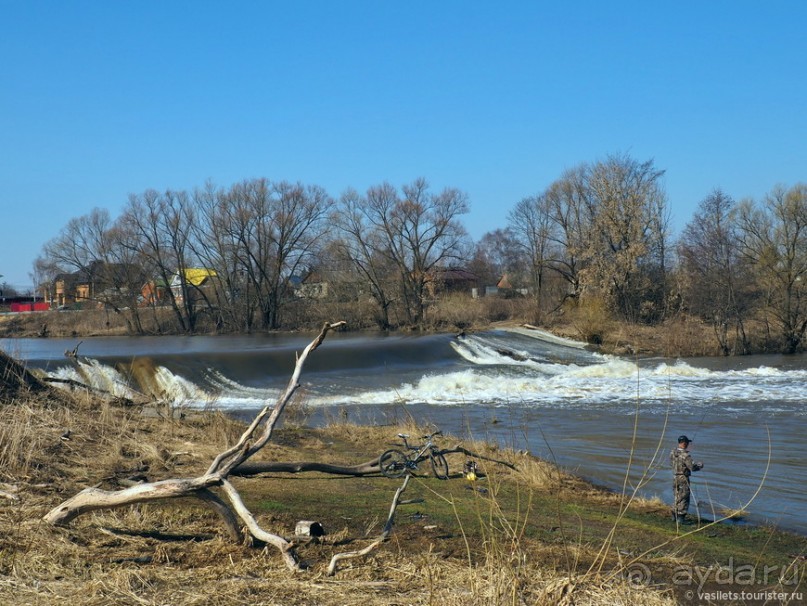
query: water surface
4 328 805 533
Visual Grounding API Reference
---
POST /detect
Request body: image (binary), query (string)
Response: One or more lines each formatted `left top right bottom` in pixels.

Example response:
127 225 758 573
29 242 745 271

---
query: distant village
0 260 522 314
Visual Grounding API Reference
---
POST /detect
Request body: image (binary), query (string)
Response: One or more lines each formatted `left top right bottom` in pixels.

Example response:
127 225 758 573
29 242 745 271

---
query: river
3 327 805 534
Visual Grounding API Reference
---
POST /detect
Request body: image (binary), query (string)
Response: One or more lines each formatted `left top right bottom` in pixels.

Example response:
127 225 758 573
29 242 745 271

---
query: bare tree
214 179 333 331
509 195 558 312
541 165 592 302
120 189 207 333
514 156 670 322
39 208 147 332
336 179 470 328
738 184 807 353
191 181 258 332
335 187 404 329
678 189 752 354
581 154 670 323
41 207 110 271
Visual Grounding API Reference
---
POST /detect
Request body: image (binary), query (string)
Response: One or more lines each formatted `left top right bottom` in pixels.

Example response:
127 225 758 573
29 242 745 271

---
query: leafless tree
212 179 333 331
513 155 670 322
678 189 752 354
336 179 470 328
737 184 807 353
120 189 209 333
190 181 257 332
335 186 405 329
39 208 147 331
541 165 592 302
580 154 670 322
509 195 559 311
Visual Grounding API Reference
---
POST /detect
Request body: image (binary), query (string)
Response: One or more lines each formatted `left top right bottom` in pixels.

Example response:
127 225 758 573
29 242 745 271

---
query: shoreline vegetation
0 298 742 359
1 329 805 605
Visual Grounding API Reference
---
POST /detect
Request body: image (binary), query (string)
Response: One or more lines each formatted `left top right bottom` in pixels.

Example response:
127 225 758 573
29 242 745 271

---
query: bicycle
379 430 449 480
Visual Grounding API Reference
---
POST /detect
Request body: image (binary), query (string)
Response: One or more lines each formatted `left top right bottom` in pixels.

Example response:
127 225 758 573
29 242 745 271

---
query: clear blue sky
1 1 805 290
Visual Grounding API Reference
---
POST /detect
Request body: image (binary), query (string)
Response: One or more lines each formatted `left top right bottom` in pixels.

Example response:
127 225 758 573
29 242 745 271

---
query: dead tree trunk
231 446 516 478
43 321 346 571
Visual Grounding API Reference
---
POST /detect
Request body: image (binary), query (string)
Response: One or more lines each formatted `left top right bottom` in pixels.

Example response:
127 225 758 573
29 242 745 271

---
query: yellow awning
183 268 217 286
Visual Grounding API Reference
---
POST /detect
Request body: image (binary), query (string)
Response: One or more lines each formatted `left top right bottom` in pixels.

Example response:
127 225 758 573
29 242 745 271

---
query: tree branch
327 475 410 576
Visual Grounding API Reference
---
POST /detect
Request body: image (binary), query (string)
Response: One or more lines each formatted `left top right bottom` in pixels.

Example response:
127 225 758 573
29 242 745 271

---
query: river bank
1 383 804 605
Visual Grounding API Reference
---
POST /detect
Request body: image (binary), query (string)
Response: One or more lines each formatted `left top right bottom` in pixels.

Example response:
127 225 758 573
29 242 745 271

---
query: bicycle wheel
430 452 449 480
380 449 409 478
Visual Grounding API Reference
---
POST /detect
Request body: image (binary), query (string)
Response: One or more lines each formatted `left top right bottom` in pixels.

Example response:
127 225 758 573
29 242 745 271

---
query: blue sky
1 1 805 290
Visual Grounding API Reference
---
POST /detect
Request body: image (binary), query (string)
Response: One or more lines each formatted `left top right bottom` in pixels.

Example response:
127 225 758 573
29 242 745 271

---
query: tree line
34 153 807 353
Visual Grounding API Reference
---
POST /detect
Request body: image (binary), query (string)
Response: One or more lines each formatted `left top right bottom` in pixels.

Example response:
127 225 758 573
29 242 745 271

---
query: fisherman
670 435 703 524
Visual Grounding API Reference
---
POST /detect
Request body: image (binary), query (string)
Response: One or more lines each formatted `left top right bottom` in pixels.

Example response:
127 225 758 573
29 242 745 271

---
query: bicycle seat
397 433 409 439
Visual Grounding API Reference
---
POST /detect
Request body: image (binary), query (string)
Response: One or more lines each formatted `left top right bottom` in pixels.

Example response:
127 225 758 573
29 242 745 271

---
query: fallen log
233 458 383 477
231 445 516 478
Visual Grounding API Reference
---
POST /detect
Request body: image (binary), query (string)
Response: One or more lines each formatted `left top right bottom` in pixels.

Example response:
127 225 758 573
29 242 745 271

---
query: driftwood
232 445 516 478
44 321 346 571
64 341 83 358
233 458 384 477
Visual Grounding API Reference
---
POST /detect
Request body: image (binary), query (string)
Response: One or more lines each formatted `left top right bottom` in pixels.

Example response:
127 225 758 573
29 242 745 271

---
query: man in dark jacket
670 435 703 524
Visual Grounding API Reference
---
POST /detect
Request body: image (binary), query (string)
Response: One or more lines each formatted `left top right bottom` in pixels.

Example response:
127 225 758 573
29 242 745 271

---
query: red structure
9 302 50 312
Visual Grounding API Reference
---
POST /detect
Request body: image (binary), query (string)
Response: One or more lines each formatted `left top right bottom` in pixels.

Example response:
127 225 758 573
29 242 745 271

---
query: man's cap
677 435 692 444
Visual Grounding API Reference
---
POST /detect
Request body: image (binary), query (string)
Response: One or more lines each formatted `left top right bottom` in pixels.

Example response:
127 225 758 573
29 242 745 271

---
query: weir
3 328 806 533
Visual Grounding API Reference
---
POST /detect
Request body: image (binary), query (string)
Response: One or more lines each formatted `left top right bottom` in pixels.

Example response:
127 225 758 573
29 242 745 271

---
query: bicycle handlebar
395 430 442 448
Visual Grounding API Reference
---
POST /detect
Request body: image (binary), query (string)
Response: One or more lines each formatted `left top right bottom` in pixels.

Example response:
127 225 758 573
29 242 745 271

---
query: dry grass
0 389 689 606
5 353 803 605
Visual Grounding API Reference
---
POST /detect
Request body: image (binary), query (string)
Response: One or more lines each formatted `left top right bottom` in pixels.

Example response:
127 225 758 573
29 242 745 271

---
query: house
296 271 329 299
424 267 480 298
486 273 528 298
51 261 145 309
140 277 169 306
169 268 219 306
53 272 81 308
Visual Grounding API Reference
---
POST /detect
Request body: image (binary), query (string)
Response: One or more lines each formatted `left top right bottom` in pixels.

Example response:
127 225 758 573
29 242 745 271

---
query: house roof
429 267 479 282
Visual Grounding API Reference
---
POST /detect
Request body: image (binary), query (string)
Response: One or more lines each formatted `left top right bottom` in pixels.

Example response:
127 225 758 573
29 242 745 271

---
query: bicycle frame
380 431 449 480
398 431 440 459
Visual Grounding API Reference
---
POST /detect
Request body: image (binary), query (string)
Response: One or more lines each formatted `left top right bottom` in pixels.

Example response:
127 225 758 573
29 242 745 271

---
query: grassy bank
1 383 803 605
